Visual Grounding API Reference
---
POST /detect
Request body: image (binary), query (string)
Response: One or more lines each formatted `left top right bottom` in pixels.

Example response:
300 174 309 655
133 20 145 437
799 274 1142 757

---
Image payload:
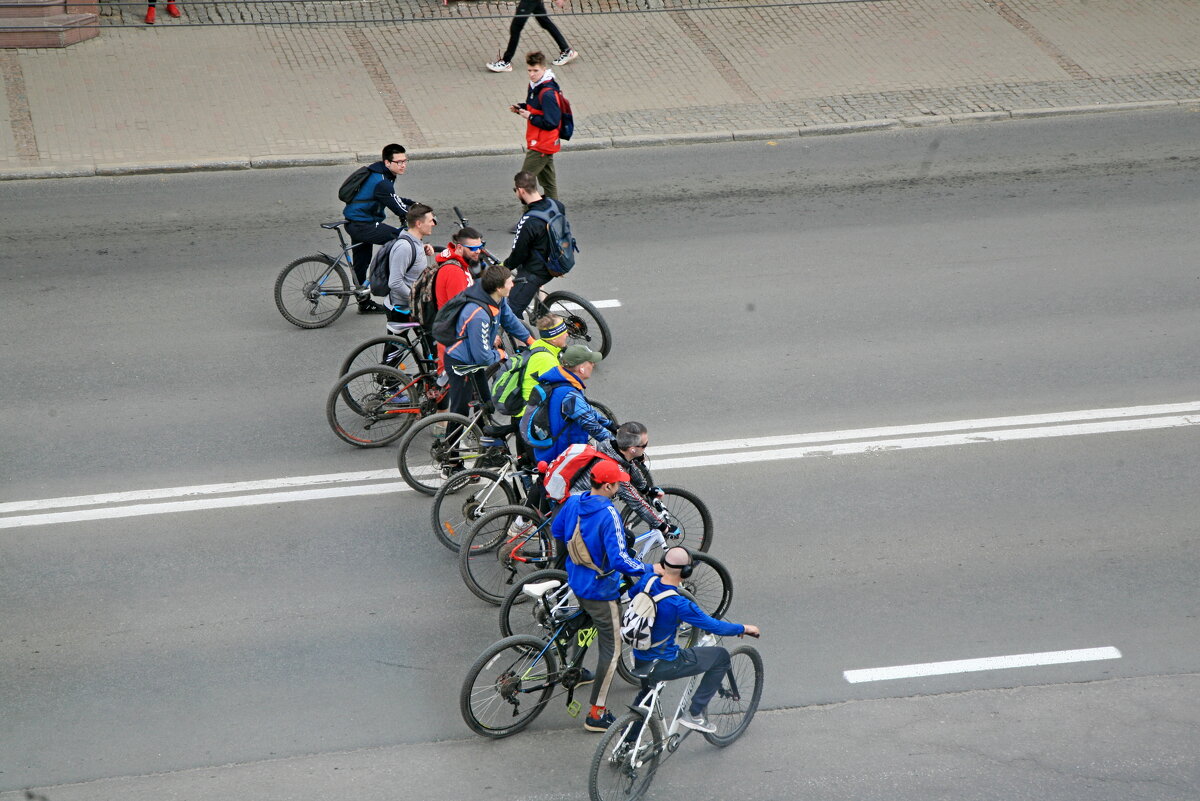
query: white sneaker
678 711 716 733
507 517 533 538
551 49 578 66
487 60 512 72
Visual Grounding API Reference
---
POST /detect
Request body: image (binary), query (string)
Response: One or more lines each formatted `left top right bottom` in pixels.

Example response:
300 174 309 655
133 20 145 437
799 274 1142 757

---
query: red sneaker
166 2 181 16
144 5 156 23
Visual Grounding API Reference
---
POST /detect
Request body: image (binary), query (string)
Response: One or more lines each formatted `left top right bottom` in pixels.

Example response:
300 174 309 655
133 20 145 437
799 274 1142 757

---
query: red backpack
540 444 617 502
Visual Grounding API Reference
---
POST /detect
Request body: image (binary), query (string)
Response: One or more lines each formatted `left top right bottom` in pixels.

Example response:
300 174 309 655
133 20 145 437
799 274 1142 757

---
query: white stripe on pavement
843 646 1122 683
556 298 622 311
2 401 1197 530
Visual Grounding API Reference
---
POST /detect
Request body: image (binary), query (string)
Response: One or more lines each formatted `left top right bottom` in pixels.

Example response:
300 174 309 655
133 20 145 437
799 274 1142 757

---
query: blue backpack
525 199 579 277
520 380 571 449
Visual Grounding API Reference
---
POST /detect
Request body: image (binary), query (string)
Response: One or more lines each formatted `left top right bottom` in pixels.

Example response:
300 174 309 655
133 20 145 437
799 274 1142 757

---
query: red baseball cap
592 459 630 485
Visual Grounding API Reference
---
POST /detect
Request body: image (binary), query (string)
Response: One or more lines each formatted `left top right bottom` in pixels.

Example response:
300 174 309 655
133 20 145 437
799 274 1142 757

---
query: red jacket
524 79 563 155
433 247 475 374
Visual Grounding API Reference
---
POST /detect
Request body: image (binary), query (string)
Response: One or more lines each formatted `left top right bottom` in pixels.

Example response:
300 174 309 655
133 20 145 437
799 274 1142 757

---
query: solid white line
843 646 1122 683
650 400 1200 457
0 482 413 530
0 470 398 514
651 415 1200 471
2 402 1197 530
556 298 622 311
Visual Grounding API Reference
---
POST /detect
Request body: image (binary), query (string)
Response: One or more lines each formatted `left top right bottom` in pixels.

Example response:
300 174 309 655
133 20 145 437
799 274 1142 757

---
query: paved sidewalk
1 0 1199 179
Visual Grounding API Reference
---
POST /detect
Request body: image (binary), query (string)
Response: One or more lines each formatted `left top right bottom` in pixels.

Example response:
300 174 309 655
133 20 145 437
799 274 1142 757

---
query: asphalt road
1 110 1199 800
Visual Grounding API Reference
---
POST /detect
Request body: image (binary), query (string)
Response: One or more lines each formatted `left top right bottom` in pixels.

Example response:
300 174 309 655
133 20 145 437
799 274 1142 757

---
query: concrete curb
2 99 1197 182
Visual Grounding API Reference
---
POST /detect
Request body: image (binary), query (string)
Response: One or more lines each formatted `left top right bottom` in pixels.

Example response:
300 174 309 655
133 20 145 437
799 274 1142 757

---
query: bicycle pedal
566 699 582 718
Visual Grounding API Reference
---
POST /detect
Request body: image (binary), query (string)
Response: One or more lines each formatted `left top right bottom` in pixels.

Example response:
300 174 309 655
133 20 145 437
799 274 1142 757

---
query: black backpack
338 165 371 204
430 294 490 346
367 233 419 298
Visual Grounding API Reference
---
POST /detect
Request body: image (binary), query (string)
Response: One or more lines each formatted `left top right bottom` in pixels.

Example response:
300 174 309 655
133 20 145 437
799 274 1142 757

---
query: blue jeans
635 646 731 715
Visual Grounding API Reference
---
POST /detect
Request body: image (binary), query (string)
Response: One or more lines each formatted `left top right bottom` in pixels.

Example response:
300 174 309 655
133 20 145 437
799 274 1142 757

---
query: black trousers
502 0 569 63
345 220 399 287
507 271 551 320
635 646 732 715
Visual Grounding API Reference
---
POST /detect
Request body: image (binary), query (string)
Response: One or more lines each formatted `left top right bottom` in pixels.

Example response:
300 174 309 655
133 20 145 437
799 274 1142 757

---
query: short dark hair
405 203 433 227
526 51 547 68
382 143 406 162
481 264 512 294
615 421 648 451
453 226 482 244
514 170 539 193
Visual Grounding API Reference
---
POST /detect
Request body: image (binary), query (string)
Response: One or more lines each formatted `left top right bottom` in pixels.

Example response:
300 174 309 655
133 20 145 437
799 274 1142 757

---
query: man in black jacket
504 170 567 319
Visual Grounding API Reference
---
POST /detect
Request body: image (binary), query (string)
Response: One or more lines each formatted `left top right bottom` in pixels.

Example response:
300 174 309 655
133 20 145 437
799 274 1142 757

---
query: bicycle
588 633 765 801
454 206 612 358
325 323 448 448
460 502 727 607
275 220 374 329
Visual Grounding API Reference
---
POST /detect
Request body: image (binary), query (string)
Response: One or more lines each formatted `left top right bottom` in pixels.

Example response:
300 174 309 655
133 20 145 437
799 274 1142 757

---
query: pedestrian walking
487 0 577 73
144 0 180 23
507 53 566 201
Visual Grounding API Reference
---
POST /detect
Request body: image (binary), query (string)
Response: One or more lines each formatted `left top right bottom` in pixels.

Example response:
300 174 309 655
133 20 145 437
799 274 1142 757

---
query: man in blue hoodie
442 264 535 470
552 459 650 732
527 344 614 466
628 547 760 733
343 143 417 314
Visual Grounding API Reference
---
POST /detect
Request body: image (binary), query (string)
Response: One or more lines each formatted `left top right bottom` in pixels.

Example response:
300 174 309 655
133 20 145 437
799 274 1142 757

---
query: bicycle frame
622 633 720 762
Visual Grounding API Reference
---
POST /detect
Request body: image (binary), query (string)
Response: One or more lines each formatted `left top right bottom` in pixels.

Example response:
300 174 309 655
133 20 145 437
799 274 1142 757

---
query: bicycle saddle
451 363 491 376
482 422 516 438
522 579 564 599
320 220 348 229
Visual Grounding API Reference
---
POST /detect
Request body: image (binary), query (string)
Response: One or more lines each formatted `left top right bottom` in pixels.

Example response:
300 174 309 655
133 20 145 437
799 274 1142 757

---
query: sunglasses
461 242 486 251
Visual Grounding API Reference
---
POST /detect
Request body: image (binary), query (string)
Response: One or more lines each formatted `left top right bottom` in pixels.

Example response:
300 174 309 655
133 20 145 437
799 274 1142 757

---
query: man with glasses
570 421 675 537
431 226 488 374
343 143 418 314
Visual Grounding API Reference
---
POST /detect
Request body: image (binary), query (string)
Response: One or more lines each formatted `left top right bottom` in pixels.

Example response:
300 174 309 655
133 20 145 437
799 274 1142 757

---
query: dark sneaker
678 710 715 733
575 668 594 687
584 709 616 732
357 300 386 314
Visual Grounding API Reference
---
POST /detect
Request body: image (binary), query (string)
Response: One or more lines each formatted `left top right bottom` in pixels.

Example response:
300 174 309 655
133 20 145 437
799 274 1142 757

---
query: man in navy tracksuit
343 143 416 314
551 460 649 732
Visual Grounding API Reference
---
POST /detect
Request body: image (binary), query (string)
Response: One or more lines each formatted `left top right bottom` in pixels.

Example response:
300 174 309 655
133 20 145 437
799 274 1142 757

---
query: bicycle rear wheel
702 644 764 747
542 290 612 358
326 366 423 448
337 335 420 378
396 412 486 496
588 710 664 801
430 468 517 553
498 568 571 638
683 551 733 619
459 505 553 605
460 634 558 738
275 254 350 329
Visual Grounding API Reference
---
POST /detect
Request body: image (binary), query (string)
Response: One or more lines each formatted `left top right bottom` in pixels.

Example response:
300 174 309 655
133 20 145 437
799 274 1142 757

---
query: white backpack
620 576 677 650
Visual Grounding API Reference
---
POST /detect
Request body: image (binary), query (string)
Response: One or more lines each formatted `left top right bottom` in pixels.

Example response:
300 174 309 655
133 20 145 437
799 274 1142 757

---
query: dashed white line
844 646 1122 683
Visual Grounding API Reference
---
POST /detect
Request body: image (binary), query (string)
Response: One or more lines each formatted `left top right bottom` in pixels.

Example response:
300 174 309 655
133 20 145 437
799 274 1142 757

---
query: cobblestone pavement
2 0 1199 177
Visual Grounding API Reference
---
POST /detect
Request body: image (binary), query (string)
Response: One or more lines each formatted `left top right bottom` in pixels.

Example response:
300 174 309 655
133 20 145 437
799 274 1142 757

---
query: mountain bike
275 221 372 329
325 323 447 448
460 503 728 607
429 458 537 553
588 633 764 801
454 206 612 357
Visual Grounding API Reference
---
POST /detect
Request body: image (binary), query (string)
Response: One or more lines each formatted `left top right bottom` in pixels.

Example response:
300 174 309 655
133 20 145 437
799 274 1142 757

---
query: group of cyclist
342 142 760 736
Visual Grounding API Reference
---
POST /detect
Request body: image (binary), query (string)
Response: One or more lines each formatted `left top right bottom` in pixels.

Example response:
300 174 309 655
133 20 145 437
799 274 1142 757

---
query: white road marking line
2 401 1197 530
0 482 412 530
843 646 1122 683
556 298 622 311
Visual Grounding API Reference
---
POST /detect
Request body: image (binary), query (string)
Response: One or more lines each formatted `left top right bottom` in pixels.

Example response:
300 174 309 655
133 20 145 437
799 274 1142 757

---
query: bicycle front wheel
498 568 570 638
684 551 733 619
337 335 421 378
702 644 764 747
589 710 664 801
460 634 558 738
326 366 423 448
396 412 481 496
459 505 553 605
542 290 612 358
274 254 349 329
430 468 517 553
